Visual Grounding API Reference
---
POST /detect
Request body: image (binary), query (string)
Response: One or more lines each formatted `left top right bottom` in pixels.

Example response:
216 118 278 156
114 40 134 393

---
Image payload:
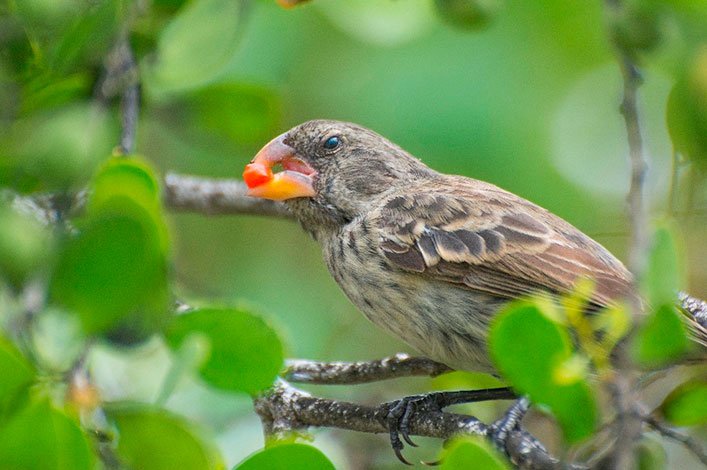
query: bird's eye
323 136 341 150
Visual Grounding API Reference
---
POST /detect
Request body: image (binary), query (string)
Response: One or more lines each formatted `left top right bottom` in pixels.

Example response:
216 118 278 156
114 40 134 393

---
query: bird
243 120 636 369
241 120 702 462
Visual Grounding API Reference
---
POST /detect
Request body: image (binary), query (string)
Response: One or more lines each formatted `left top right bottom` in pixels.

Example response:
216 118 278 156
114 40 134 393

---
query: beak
243 134 317 201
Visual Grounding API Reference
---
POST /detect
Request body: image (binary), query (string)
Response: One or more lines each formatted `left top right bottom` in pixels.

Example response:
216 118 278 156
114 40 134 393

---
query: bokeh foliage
1 0 706 468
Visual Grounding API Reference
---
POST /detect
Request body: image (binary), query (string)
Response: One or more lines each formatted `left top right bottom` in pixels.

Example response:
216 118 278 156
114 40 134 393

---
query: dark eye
323 136 341 150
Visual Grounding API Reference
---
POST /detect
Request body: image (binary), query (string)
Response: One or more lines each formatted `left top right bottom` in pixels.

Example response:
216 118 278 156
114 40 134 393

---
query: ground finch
243 120 638 373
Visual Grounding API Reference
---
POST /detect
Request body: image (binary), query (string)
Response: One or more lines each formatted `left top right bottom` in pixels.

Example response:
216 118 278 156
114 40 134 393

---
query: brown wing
372 177 635 308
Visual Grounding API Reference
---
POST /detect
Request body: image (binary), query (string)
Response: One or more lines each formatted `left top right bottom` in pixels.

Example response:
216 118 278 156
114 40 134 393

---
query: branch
254 379 579 470
604 0 650 467
618 56 649 275
96 35 140 155
284 353 452 385
645 416 707 466
163 173 293 219
604 3 649 275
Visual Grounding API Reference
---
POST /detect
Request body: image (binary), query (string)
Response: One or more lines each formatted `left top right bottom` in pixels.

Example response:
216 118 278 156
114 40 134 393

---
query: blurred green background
1 0 706 467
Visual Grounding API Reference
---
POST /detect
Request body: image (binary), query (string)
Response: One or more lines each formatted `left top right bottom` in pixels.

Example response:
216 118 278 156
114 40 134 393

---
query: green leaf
153 0 189 9
49 0 121 75
142 0 244 95
632 304 690 367
20 73 92 115
430 370 504 392
166 307 284 395
12 0 77 30
0 203 53 287
90 158 161 210
610 1 661 54
52 160 170 343
107 404 222 470
440 436 510 470
489 300 597 443
52 204 169 340
641 225 685 308
552 354 590 386
0 399 94 470
660 379 707 426
0 335 35 417
490 301 569 393
667 47 707 168
434 0 503 31
89 157 169 252
52 207 165 333
235 443 335 470
591 303 631 354
0 103 115 192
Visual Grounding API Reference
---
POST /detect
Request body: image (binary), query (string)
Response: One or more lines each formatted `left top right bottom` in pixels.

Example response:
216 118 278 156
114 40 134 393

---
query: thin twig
284 354 452 385
95 35 140 155
645 416 707 466
604 0 650 467
163 173 293 219
119 59 139 154
617 55 649 274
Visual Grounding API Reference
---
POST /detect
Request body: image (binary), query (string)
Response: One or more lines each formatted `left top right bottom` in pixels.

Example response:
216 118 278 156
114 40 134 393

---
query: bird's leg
382 387 517 465
488 396 531 452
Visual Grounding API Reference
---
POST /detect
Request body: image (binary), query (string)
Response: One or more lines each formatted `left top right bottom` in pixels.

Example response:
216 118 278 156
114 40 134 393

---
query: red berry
243 163 273 188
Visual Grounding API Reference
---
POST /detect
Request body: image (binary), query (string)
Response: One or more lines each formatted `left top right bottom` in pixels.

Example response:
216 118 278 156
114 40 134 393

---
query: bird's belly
324 236 503 373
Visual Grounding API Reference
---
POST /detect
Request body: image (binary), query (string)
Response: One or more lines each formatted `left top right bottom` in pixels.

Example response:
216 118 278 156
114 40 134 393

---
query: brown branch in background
604 0 650 467
618 56 649 274
284 353 452 385
117 42 139 155
603 1 649 275
644 416 707 466
163 173 293 219
96 35 140 155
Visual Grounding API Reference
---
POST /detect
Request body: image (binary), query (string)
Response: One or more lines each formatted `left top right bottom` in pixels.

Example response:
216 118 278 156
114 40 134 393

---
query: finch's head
244 120 434 227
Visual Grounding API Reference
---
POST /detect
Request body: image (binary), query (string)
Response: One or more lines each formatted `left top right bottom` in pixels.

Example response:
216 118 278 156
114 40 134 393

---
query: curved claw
390 429 413 465
387 400 409 464
401 430 417 448
386 397 418 463
421 458 442 466
400 401 419 447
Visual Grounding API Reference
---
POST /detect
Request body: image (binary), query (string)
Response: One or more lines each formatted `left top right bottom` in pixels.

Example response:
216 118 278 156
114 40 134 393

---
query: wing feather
373 178 635 308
